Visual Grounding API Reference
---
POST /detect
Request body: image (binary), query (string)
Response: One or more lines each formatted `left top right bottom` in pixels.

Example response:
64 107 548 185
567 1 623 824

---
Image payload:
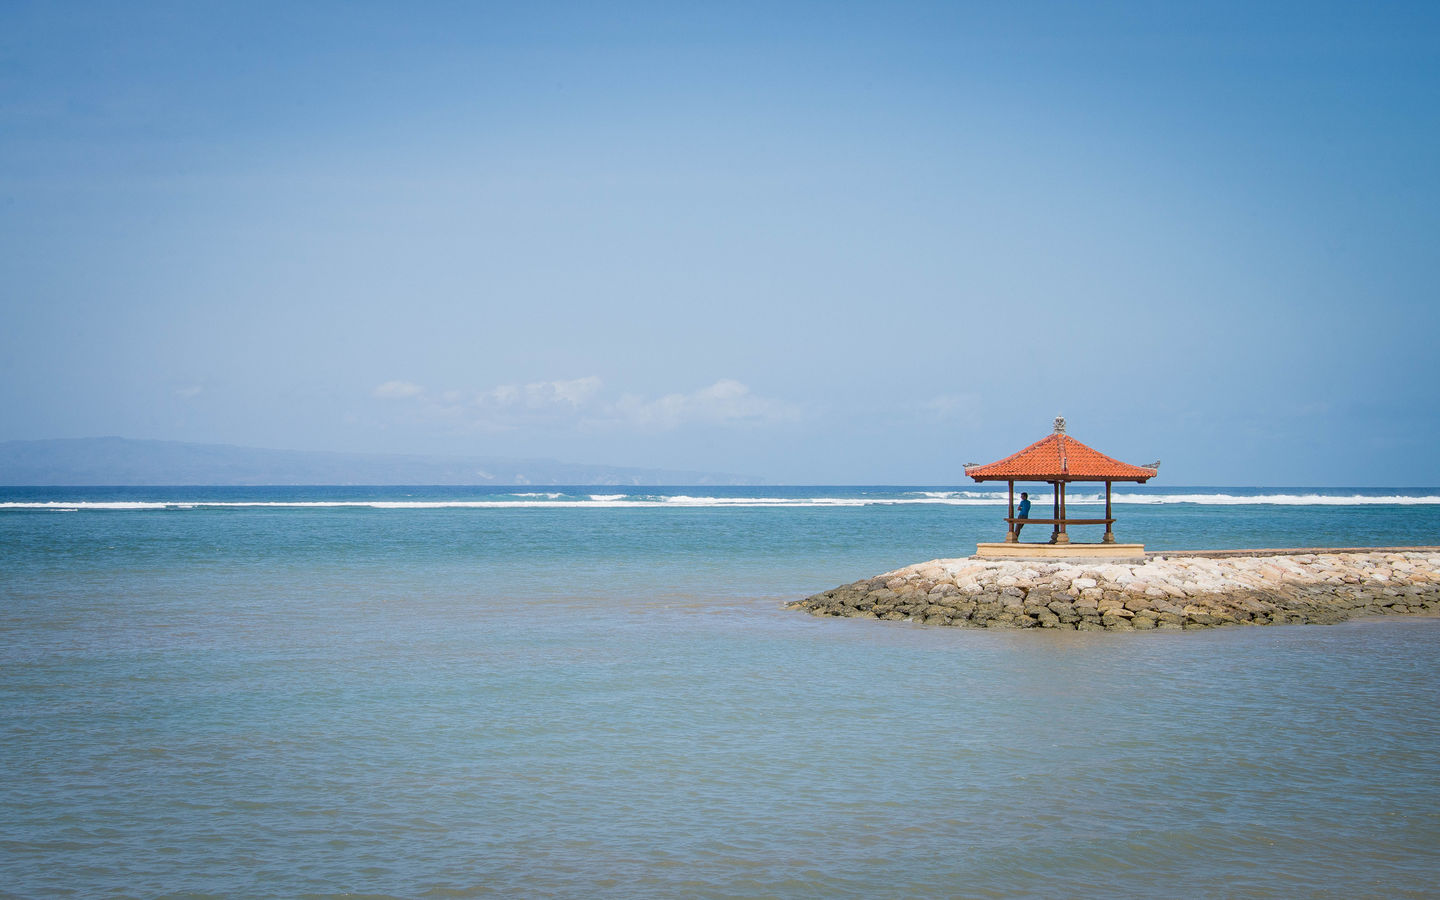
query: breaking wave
4 490 1440 511
1074 492 1440 506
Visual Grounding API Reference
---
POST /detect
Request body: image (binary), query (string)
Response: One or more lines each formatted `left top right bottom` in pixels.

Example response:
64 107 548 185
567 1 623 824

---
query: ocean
3 486 1439 898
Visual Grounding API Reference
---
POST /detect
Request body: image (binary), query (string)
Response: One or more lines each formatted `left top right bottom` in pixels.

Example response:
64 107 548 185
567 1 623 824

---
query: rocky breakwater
788 550 1440 630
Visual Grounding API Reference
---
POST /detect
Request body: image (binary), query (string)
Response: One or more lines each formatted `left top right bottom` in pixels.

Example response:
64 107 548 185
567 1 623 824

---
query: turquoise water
3 487 1439 897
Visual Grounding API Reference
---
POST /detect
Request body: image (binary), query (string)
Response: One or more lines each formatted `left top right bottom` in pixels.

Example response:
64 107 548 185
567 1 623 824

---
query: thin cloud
370 376 793 432
922 392 982 420
478 376 603 410
373 380 424 399
607 379 796 430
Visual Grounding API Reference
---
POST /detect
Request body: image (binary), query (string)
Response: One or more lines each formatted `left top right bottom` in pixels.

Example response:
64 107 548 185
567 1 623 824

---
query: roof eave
966 471 1157 483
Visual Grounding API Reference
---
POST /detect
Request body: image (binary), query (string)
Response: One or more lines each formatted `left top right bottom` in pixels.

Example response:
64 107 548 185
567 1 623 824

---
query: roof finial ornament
1053 415 1066 434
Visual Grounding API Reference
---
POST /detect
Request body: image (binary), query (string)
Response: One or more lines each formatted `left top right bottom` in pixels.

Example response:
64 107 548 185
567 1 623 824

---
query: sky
2 1 1438 484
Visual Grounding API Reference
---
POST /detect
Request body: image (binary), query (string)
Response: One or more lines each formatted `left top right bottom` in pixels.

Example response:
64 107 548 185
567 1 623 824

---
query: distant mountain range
0 438 751 486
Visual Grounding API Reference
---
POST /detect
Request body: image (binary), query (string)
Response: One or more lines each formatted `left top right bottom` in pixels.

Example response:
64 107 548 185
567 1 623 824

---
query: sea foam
4 491 1440 511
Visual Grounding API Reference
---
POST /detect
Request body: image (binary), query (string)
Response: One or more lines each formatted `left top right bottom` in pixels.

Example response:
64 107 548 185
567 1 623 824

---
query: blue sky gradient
3 1 1438 483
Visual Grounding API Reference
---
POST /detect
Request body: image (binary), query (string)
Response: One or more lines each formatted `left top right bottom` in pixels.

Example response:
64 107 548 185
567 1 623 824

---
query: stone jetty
788 549 1440 630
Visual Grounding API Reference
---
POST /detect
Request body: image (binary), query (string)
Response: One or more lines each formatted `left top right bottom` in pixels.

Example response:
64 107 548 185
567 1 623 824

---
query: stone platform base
788 549 1440 630
976 542 1146 560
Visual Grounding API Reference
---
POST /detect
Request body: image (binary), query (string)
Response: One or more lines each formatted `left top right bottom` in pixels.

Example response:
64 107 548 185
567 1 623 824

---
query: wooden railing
1005 517 1113 527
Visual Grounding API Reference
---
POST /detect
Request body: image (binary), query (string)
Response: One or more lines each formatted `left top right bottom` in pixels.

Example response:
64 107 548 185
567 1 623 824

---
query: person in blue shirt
1015 492 1031 539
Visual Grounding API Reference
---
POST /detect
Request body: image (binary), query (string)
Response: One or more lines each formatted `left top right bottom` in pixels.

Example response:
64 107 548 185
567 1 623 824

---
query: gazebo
963 416 1158 559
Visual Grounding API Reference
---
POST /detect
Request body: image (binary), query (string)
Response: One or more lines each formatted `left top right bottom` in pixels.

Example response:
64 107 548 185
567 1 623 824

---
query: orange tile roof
965 430 1157 482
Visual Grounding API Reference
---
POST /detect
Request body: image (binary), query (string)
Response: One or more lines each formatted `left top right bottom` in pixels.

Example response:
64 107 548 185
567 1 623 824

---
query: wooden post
1054 480 1065 544
1056 480 1069 543
1104 480 1115 543
1006 480 1016 542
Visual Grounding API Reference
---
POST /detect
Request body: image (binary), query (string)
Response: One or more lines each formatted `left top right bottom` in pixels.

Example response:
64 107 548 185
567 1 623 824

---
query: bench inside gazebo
963 417 1158 559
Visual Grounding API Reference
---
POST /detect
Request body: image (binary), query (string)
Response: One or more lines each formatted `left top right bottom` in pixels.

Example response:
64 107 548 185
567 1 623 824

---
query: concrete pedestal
976 542 1146 560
